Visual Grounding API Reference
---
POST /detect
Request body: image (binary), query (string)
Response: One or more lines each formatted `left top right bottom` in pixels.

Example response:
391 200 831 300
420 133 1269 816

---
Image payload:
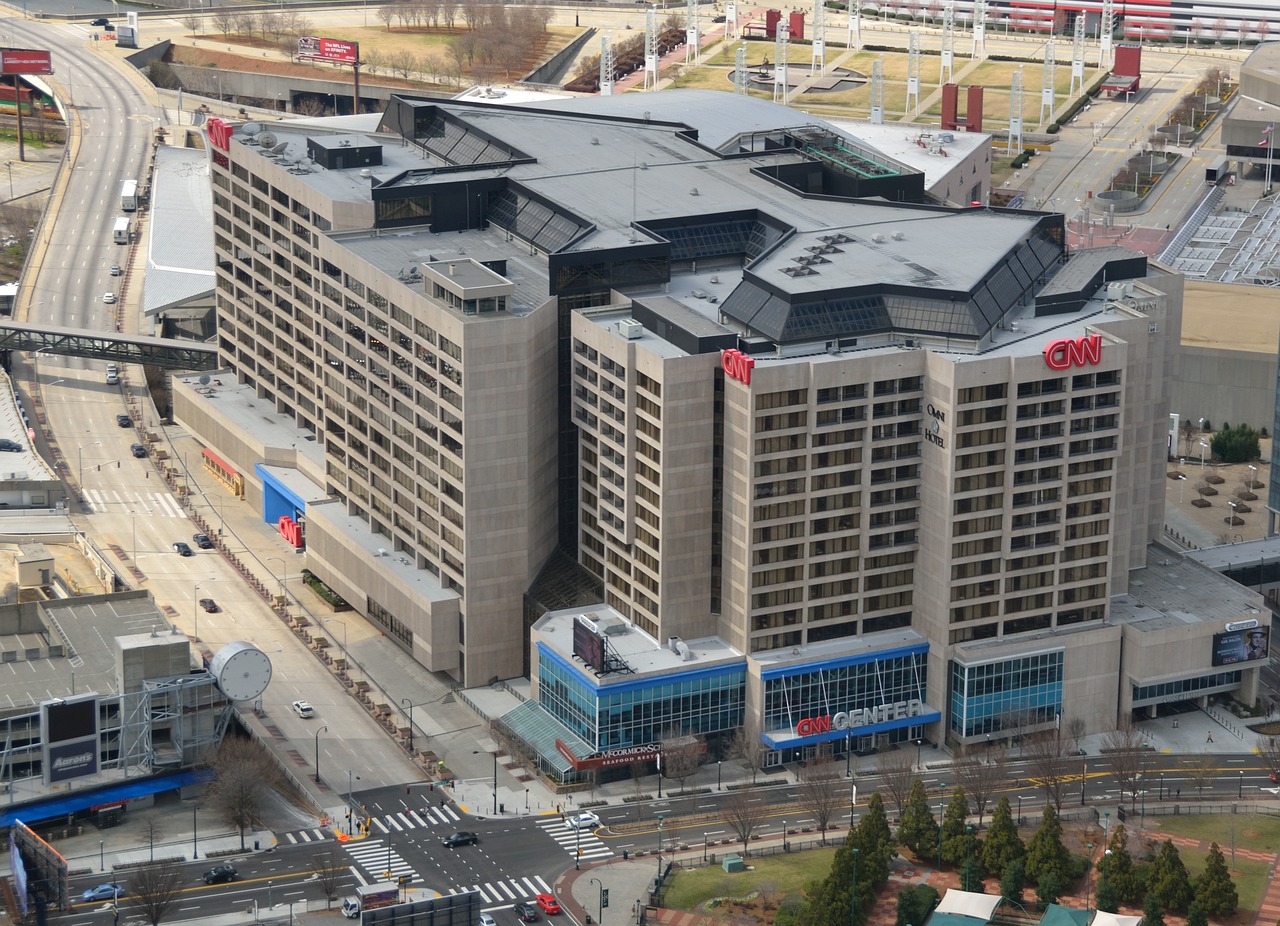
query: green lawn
662 848 838 910
1142 815 1276 912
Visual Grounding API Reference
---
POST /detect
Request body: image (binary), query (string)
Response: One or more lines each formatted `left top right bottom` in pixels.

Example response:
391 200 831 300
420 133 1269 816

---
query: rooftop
1110 543 1265 631
144 146 215 315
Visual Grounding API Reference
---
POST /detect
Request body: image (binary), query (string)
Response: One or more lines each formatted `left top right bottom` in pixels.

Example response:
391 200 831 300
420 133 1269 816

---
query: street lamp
400 698 414 755
1199 439 1209 467
267 555 288 599
964 825 974 890
717 760 722 790
1239 769 1244 798
193 583 201 639
849 847 860 926
347 770 361 833
193 806 198 859
1177 473 1187 503
77 440 101 483
1085 842 1096 912
4 161 11 199
656 815 664 881
575 819 582 869
1081 760 1087 804
314 725 328 784
589 877 605 926
915 738 923 771
1250 464 1259 489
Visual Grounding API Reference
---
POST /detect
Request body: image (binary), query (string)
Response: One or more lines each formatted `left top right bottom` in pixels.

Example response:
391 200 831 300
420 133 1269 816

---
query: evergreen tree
801 841 861 926
1094 873 1119 914
1185 901 1208 926
895 885 939 926
981 797 1025 877
1098 825 1140 903
961 853 985 893
940 787 970 866
999 858 1025 904
855 792 894 891
1036 869 1064 905
1148 839 1193 912
1143 894 1166 926
1193 842 1238 918
897 779 937 860
1024 805 1071 885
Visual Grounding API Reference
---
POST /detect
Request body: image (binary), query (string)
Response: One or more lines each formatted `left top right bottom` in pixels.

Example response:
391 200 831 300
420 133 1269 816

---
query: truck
121 179 137 212
1204 156 1231 184
342 883 400 919
113 216 130 244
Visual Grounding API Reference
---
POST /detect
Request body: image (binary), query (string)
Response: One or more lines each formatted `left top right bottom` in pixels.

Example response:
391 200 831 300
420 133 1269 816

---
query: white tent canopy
934 891 1003 921
1092 913 1142 926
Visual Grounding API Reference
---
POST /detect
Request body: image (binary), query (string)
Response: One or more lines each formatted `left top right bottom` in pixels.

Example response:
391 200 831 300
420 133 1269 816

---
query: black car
712 14 727 22
130 443 147 458
89 16 109 25
442 831 478 848
192 532 214 549
0 439 21 452
172 542 193 557
116 414 131 428
513 903 540 923
202 865 237 885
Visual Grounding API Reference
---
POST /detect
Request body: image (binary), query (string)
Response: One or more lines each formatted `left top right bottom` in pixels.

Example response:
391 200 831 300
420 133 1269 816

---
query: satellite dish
257 131 278 149
198 374 211 385
242 122 262 136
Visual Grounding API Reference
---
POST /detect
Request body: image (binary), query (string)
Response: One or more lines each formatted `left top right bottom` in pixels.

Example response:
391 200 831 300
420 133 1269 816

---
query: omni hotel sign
795 698 926 736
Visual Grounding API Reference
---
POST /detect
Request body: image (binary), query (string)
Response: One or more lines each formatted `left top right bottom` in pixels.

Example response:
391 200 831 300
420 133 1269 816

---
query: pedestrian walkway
82 486 187 518
341 837 420 884
447 875 555 908
539 818 614 862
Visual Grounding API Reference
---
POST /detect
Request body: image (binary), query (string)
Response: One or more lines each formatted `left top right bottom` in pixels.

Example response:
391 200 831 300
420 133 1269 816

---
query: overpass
0 321 219 371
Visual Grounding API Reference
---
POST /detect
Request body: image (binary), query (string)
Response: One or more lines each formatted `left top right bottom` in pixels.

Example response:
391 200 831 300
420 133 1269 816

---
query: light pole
589 877 605 926
964 825 974 890
1085 842 1096 912
1159 772 1164 800
267 555 288 599
1081 760 1087 804
100 838 104 871
400 698 414 755
77 440 101 483
1017 793 1023 825
915 738 923 771
1250 464 1259 489
575 819 582 869
717 760 722 790
314 724 327 783
194 583 201 639
5 161 11 199
1177 473 1187 503
1199 439 1209 467
324 617 348 659
347 770 361 833
193 805 198 859
1239 769 1244 798
656 815 664 882
849 847 860 926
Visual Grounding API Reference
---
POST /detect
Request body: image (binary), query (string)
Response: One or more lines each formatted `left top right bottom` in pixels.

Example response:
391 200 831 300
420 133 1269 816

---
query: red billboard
0 49 53 75
297 36 359 65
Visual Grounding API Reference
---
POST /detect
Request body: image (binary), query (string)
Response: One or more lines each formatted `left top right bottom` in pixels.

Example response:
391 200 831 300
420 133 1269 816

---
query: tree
1022 731 1074 813
1193 842 1238 917
1144 894 1166 926
1000 858 1025 903
961 849 984 892
980 797 1024 877
1186 901 1208 926
212 10 236 36
1211 424 1261 464
1100 723 1145 812
206 735 279 849
660 731 703 793
378 4 397 28
141 813 163 862
895 884 939 926
726 719 767 785
1258 735 1280 779
953 743 1007 827
855 792 895 890
1036 869 1064 905
1182 752 1216 797
1098 824 1140 903
722 785 766 855
797 752 845 844
1024 805 1070 885
1148 839 1192 911
313 846 346 909
131 861 183 926
181 12 203 35
940 787 970 866
876 747 916 817
1094 873 1120 913
1066 717 1086 755
897 779 937 859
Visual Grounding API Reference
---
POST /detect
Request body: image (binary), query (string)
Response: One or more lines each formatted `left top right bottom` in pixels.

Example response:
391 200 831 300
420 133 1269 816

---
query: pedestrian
1176 787 1181 799
1207 732 1213 743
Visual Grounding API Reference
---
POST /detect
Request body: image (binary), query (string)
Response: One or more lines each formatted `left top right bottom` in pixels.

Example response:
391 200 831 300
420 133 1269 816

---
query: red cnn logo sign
722 349 755 386
1043 333 1102 371
207 118 233 153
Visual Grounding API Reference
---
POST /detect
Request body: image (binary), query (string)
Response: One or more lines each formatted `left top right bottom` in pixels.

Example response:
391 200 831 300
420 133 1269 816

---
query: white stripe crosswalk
281 805 460 845
342 839 419 883
84 488 185 518
282 828 330 844
537 820 614 860
447 875 553 906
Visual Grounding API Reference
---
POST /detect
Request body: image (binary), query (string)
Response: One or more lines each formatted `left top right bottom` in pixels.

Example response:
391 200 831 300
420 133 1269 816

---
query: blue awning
0 768 215 829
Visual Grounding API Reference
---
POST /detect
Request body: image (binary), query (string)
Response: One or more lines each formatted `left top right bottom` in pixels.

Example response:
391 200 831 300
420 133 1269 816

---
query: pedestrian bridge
0 321 218 371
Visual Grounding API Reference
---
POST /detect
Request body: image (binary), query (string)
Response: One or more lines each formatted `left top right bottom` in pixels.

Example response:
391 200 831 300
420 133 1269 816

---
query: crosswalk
280 805 461 846
447 875 554 907
342 838 419 883
83 488 186 518
538 819 613 861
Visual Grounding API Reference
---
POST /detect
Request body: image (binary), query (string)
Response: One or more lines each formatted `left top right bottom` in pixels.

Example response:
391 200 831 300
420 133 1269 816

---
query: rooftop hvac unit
618 318 644 339
871 233 886 243
1106 281 1132 300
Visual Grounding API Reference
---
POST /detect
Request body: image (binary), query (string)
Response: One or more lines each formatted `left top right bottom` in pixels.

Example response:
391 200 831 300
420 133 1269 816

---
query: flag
1262 123 1274 148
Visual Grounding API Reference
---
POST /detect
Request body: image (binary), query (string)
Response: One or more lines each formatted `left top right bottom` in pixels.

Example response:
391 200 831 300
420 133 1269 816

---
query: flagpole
1264 123 1275 197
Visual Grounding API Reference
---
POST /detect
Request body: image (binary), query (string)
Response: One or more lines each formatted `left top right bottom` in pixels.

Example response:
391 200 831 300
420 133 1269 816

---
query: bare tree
362 48 386 76
723 785 767 855
727 719 767 785
629 760 648 821
140 813 163 862
212 9 236 36
387 49 416 79
1067 717 1087 755
1183 751 1216 798
875 747 916 816
313 846 346 909
378 4 397 29
440 0 458 30
1022 731 1074 813
1257 735 1280 777
1101 722 1146 813
660 731 703 793
953 743 1008 827
205 735 280 849
131 862 183 926
181 13 203 35
797 751 845 844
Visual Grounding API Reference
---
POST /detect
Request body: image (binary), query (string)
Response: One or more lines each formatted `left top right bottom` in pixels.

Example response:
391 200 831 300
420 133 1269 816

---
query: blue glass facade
760 644 935 749
536 645 746 750
949 650 1064 738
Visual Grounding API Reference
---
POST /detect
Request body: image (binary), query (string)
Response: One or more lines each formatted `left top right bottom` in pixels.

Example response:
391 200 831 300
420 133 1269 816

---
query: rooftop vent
871 233 886 243
618 318 643 339
891 231 906 240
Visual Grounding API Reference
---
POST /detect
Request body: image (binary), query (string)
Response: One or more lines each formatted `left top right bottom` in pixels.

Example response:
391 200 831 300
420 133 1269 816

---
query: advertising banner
0 49 53 75
297 36 359 64
1211 625 1270 667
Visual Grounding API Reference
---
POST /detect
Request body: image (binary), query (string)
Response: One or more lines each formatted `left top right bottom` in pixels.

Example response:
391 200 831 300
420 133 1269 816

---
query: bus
113 216 130 244
120 179 137 212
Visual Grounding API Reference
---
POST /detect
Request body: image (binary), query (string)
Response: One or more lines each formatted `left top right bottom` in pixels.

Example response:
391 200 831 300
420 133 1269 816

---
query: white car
102 292 116 304
291 700 315 719
480 916 496 926
565 811 601 830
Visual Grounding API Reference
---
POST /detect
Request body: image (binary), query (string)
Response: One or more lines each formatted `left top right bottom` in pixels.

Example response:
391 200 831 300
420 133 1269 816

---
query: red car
536 894 561 915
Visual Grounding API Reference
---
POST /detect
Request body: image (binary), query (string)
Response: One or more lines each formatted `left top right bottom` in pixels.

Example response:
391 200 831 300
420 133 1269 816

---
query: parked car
82 884 124 902
536 894 561 915
192 532 214 549
202 865 237 885
565 811 601 830
116 413 131 428
290 700 315 718
130 443 147 458
198 598 218 613
172 541 193 556
442 831 478 848
513 902 540 922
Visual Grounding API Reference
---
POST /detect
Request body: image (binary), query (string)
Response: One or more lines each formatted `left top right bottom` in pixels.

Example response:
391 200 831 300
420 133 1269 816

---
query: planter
1095 189 1142 213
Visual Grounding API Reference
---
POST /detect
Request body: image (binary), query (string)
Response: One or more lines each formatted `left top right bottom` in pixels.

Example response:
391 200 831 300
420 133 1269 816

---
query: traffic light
601 890 609 909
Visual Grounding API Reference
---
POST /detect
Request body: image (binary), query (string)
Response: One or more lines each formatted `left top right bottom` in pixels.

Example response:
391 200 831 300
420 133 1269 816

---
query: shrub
1211 424 1260 463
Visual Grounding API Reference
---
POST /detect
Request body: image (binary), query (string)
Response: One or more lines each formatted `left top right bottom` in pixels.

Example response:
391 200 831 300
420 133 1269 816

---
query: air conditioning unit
618 319 644 340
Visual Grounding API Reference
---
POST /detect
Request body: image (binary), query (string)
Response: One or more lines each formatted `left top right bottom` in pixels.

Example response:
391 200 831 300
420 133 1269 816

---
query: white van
113 217 130 244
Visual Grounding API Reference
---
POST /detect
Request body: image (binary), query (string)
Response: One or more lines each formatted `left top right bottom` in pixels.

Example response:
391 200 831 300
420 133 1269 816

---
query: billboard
0 49 53 75
41 695 99 785
573 616 605 672
1211 625 1270 667
364 890 479 926
297 36 359 65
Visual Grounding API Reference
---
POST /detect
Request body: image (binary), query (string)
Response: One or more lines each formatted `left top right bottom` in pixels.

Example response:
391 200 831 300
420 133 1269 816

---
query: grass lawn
662 848 837 910
1144 815 1276 912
